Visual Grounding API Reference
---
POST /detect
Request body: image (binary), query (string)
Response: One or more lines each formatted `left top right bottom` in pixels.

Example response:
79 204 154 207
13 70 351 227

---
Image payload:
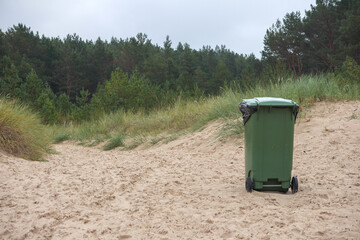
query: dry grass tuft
0 97 52 161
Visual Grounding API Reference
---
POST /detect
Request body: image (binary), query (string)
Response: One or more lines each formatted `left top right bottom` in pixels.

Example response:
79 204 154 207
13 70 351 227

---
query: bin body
239 97 298 192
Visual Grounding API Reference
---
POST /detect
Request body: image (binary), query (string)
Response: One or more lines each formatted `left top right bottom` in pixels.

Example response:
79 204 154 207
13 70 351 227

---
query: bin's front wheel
246 177 252 192
291 176 298 194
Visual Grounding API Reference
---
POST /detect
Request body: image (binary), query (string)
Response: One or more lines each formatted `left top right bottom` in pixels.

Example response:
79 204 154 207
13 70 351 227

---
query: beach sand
1 101 359 239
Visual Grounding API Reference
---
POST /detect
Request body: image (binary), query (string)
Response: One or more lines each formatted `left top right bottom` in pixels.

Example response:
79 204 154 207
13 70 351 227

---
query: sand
1 101 359 239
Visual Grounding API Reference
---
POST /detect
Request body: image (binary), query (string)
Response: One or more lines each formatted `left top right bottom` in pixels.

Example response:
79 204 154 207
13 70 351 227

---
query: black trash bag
239 103 300 125
238 103 258 125
293 105 299 123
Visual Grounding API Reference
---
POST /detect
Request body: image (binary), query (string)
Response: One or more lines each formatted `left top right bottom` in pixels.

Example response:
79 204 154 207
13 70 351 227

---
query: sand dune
1 101 359 239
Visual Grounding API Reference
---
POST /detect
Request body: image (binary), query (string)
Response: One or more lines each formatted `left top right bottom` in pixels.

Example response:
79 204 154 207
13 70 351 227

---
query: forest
0 0 359 124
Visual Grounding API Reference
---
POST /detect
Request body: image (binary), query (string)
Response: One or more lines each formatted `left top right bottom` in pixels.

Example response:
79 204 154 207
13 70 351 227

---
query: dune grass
2 75 357 159
52 75 359 149
103 133 125 151
0 97 52 161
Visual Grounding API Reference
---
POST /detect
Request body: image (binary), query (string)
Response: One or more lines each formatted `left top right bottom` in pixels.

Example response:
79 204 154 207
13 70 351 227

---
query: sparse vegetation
50 74 359 149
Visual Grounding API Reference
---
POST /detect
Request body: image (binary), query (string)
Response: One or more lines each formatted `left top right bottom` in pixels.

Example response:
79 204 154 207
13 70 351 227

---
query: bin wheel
291 176 298 194
246 177 252 192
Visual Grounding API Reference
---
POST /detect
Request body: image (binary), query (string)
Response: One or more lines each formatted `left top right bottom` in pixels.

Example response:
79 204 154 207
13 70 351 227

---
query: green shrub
334 57 360 88
56 93 74 117
35 92 59 124
20 69 45 105
92 69 159 113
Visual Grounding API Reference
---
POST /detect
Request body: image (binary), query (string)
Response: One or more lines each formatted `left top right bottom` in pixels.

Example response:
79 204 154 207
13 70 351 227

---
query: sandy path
1 101 359 239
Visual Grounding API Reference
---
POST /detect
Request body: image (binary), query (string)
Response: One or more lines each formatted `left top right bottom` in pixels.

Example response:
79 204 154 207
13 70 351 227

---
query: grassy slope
0 98 52 161
52 75 359 150
2 75 358 159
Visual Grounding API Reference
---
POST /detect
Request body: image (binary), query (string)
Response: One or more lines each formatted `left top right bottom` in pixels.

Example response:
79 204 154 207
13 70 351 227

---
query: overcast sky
0 0 316 58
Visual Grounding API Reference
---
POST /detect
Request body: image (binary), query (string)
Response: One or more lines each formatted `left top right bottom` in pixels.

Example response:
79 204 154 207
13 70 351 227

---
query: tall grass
0 97 52 161
246 75 358 104
53 75 359 148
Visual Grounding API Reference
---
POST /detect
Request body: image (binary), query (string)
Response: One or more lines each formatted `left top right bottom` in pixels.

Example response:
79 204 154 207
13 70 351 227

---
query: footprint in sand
118 234 132 239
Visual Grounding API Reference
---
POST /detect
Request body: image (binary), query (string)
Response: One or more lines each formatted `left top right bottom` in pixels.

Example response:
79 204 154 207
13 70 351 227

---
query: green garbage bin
239 97 299 193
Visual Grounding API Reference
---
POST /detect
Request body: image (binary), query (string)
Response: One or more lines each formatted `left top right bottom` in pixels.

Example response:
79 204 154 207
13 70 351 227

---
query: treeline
0 0 359 124
263 0 359 77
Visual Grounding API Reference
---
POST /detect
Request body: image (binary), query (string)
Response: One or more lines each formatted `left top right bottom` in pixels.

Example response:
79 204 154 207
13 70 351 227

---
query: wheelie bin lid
241 97 297 107
239 97 299 125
